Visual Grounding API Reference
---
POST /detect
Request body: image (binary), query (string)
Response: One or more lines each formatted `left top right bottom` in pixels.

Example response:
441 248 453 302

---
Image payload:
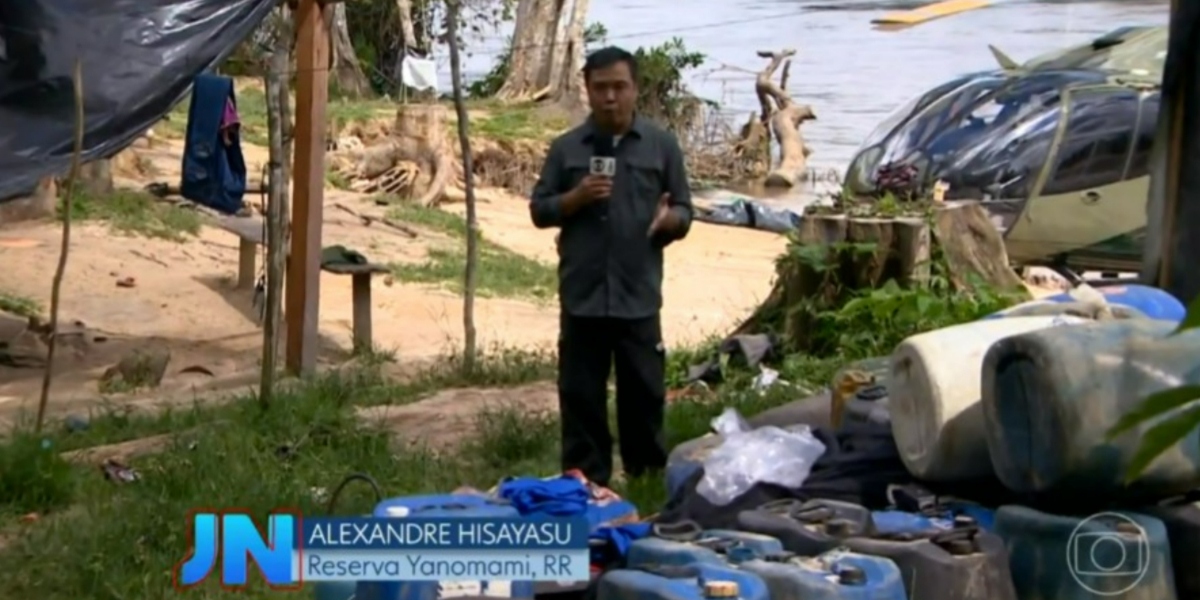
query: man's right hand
567 175 612 204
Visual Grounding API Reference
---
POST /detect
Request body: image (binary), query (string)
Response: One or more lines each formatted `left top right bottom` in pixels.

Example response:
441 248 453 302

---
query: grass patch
65 189 202 241
385 202 557 300
326 170 352 191
0 338 814 599
0 347 565 599
0 292 40 319
0 231 1029 598
466 100 570 143
7 347 556 455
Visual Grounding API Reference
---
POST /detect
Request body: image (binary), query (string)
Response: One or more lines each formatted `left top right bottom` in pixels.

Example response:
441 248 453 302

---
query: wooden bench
210 216 389 351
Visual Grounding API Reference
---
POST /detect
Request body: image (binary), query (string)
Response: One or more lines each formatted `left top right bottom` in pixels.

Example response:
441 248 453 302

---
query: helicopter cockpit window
859 74 984 149
879 74 1011 165
1042 88 1140 195
1125 93 1159 180
925 70 1101 159
933 104 1062 202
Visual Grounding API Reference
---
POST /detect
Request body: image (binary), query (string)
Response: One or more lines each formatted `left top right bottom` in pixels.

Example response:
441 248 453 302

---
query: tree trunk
496 0 567 101
329 3 370 98
446 0 479 373
550 0 588 111
546 0 569 93
396 0 417 52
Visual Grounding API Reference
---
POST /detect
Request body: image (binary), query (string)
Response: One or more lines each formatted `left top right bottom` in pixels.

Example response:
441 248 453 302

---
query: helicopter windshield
876 74 1012 165
859 73 986 149
847 70 1110 194
934 104 1061 217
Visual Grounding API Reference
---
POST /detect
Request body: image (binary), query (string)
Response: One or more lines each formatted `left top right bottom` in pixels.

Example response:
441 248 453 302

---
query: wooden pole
262 15 293 404
35 60 85 432
286 0 330 375
1145 0 1200 302
446 0 478 372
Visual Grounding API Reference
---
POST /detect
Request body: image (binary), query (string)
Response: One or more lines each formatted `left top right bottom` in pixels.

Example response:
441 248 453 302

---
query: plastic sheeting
0 0 276 202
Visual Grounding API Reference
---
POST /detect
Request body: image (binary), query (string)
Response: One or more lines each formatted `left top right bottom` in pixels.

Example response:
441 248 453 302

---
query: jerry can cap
704 581 739 598
837 565 867 586
726 546 755 563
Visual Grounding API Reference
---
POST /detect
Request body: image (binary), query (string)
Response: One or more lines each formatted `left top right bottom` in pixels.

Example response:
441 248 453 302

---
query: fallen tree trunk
751 49 816 188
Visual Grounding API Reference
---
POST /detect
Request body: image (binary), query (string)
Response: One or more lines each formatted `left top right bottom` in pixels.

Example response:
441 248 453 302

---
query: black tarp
0 0 276 202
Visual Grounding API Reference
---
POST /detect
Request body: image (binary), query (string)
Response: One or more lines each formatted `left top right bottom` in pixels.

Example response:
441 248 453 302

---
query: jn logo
174 511 299 590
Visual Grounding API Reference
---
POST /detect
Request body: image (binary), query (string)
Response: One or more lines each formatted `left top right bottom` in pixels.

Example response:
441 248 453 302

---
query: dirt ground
0 135 786 427
354 380 559 450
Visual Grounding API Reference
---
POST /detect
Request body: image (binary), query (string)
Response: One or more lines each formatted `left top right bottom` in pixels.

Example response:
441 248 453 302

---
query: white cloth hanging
400 56 439 93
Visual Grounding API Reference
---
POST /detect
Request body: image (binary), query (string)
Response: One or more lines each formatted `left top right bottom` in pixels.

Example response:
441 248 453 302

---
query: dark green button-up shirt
530 116 693 319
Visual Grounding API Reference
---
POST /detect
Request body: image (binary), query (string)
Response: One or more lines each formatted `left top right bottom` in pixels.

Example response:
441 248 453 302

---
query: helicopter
843 25 1167 278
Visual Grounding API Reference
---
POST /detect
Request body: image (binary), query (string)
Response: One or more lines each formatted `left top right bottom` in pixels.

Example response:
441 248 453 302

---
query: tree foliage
467 23 710 129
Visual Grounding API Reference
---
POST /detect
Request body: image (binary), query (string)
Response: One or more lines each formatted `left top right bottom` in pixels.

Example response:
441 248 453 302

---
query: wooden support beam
1144 0 1200 302
286 0 330 375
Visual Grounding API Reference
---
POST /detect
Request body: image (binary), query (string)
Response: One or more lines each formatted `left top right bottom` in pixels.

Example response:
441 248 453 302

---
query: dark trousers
558 312 667 487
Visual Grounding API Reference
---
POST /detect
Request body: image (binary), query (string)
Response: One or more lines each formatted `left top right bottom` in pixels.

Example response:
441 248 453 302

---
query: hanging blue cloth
589 523 653 565
179 73 247 214
496 475 590 517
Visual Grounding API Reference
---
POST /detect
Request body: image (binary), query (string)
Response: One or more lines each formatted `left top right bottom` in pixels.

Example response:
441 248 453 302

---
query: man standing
529 46 693 486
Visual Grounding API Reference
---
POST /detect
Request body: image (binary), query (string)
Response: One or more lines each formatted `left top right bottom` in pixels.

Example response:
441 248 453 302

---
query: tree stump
739 201 1026 349
349 103 454 206
79 160 113 196
0 176 57 225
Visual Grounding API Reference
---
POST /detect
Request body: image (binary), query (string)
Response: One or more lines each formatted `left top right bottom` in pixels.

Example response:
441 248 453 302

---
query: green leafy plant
1107 295 1200 482
768 236 1022 359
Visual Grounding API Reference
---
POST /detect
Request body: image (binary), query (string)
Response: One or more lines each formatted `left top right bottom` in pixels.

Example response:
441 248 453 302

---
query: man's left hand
647 193 678 238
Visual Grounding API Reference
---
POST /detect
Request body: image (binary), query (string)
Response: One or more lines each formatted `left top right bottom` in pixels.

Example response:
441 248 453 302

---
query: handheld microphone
589 135 617 178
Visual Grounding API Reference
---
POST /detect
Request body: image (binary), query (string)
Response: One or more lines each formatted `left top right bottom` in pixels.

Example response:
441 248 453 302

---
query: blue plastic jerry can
596 563 770 600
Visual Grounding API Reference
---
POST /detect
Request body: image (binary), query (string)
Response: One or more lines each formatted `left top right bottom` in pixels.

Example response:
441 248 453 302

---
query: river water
456 0 1169 201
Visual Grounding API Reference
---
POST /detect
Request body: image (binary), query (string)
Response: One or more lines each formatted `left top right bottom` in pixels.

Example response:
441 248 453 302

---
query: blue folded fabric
589 523 653 564
496 475 590 517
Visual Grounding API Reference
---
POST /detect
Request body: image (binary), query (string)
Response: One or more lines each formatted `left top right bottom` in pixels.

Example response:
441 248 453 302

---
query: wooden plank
320 263 389 276
211 216 263 289
872 0 989 25
286 0 331 376
212 216 265 245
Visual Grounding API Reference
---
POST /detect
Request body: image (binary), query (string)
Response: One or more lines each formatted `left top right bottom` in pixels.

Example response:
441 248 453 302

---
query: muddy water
458 0 1168 204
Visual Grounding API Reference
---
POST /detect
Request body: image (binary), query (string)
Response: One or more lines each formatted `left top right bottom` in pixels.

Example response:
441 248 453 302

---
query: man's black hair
583 46 638 81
